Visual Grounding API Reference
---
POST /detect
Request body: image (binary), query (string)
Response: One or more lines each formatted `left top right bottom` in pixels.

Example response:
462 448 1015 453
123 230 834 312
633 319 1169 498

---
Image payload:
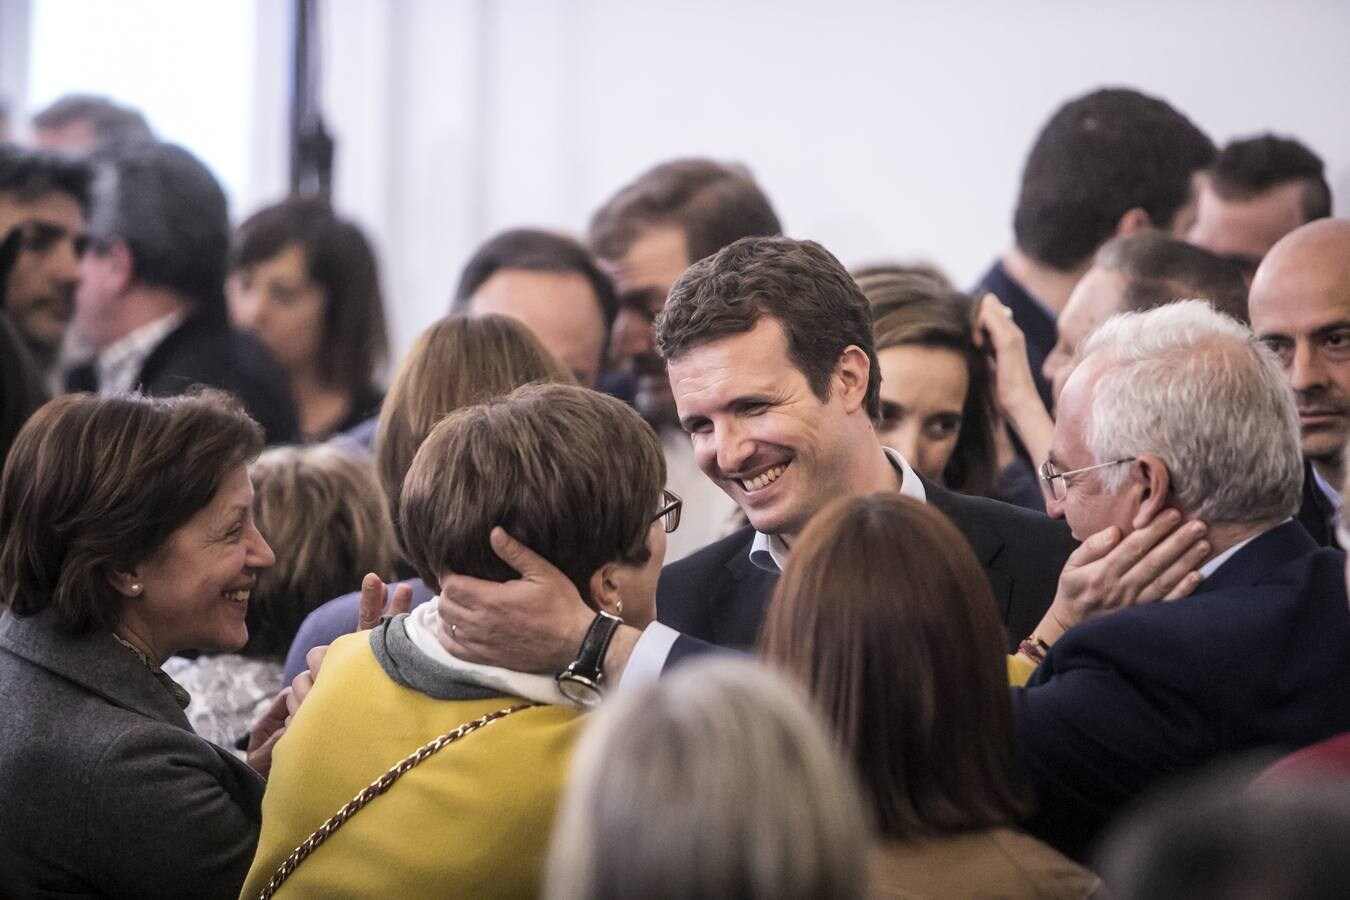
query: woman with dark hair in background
0 391 276 898
166 444 397 753
761 493 1102 899
857 270 998 498
228 197 389 442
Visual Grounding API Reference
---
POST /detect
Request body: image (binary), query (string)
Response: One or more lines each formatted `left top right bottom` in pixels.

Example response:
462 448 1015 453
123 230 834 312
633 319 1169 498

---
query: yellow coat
240 632 584 899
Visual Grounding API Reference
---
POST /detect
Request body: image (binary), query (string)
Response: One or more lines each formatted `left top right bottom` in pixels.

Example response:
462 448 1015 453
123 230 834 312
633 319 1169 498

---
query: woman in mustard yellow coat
242 384 671 899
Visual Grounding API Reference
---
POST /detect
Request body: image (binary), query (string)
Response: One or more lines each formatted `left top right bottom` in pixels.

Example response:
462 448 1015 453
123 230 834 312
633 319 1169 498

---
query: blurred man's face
0 190 87 364
468 268 607 387
603 224 691 427
1187 175 1307 283
1043 266 1128 406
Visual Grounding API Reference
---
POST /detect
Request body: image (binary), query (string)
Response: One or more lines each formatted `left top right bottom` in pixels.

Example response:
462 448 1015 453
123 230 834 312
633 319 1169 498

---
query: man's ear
1114 207 1153 238
1132 453 1172 527
588 563 622 618
834 345 872 413
99 239 136 294
106 567 144 600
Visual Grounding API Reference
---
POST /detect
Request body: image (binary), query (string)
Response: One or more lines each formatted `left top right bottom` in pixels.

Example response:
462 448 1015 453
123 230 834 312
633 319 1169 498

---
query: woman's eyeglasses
653 489 683 533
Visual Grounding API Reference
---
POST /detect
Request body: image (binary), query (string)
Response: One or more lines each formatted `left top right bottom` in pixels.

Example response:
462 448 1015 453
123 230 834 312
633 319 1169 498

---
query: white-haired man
1014 300 1350 859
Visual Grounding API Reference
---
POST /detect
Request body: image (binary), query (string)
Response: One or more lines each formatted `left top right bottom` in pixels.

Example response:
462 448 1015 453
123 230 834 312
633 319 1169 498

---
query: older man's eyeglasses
654 489 683 533
1038 458 1136 502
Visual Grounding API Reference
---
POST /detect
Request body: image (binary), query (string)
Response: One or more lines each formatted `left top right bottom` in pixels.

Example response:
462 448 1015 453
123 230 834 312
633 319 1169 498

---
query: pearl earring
616 600 623 616
131 583 142 594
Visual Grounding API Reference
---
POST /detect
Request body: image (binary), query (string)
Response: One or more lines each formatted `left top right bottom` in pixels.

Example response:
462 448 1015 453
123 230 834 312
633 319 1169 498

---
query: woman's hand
974 293 1055 468
356 572 414 631
245 689 290 777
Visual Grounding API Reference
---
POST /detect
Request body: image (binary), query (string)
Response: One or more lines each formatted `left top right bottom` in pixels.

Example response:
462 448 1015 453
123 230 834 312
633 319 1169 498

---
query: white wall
313 0 1350 363
18 0 1350 364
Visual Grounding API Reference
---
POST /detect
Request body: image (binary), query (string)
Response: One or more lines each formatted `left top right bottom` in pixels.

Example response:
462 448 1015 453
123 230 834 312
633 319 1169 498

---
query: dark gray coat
0 609 265 899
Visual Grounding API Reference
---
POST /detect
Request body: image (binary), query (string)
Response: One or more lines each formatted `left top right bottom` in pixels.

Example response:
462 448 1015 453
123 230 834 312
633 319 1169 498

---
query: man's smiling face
668 316 855 541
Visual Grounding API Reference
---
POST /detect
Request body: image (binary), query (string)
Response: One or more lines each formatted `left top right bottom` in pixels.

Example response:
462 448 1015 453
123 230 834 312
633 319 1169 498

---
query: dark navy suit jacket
1296 458 1339 548
1013 520 1350 859
657 476 1076 667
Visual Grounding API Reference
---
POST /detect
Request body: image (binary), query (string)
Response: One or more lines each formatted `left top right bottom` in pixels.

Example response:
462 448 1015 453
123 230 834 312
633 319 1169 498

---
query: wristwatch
556 610 622 709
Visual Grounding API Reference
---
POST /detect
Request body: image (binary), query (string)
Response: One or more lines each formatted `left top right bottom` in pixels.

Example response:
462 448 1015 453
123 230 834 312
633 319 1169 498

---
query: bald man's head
1249 220 1350 478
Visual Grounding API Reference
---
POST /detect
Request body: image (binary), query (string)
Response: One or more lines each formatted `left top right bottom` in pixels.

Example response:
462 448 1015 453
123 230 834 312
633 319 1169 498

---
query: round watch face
557 673 604 708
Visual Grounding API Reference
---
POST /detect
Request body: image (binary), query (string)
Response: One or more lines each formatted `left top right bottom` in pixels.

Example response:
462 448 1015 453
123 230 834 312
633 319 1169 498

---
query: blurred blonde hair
374 314 572 517
243 444 396 659
546 658 870 900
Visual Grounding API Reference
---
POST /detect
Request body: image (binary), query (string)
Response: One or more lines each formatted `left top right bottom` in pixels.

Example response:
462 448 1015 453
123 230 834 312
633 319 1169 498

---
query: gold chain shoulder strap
258 702 536 899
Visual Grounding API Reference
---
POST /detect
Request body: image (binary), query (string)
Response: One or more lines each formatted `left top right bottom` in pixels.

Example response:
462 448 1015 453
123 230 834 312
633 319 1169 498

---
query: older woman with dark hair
242 383 671 898
760 493 1102 899
166 444 397 753
228 197 389 442
0 390 276 898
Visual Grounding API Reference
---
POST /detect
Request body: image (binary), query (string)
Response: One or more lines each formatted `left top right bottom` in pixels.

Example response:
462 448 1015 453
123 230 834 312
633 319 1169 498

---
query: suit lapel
922 476 1016 618
0 609 192 730
714 530 778 649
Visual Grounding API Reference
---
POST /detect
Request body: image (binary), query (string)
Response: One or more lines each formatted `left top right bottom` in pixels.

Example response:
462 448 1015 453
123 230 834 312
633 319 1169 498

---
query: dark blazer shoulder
138 311 299 444
657 525 771 648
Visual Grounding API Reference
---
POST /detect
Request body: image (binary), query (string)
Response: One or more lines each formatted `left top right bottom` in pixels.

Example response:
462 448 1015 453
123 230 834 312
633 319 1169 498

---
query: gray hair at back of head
545 658 870 900
1081 300 1301 526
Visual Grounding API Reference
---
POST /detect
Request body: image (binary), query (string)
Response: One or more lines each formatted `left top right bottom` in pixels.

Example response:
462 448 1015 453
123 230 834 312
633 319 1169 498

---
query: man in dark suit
1014 299 1350 860
426 237 1205 690
64 140 298 443
1248 220 1350 549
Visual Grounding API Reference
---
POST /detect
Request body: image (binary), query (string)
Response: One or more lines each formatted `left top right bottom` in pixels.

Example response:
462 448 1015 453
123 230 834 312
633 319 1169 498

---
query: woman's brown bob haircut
374 314 572 517
0 391 263 635
759 493 1030 837
399 383 665 601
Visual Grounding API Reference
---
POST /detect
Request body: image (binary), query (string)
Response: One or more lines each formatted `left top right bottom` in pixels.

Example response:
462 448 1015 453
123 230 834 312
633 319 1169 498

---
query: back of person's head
656 236 881 418
851 261 954 291
1098 772 1350 900
450 228 618 331
546 657 870 900
588 158 782 266
1014 87 1214 272
0 142 92 211
398 382 665 601
1080 300 1302 526
0 312 49 472
374 314 573 516
32 94 154 153
240 445 396 661
860 272 997 496
0 390 262 634
86 140 230 316
230 196 388 394
1210 133 1332 223
1095 231 1249 322
760 492 1029 837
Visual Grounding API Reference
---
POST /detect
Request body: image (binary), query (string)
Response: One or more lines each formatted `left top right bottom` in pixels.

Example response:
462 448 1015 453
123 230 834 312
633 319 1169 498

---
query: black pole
289 0 334 199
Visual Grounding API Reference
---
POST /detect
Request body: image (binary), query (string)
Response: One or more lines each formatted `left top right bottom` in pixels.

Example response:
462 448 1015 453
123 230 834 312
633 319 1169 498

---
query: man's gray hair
545 658 870 900
1081 299 1302 526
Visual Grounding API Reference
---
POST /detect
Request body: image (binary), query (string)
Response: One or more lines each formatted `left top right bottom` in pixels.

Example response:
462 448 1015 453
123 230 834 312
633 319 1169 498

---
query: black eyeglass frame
653 489 682 533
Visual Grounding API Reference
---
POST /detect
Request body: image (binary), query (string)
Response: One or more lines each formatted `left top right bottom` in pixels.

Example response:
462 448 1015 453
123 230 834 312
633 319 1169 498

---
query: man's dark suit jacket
1296 458 1339 547
1013 520 1350 860
67 310 299 444
657 476 1077 666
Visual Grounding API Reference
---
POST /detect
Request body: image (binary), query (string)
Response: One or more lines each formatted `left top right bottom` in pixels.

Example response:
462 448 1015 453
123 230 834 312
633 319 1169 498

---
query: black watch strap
565 611 622 683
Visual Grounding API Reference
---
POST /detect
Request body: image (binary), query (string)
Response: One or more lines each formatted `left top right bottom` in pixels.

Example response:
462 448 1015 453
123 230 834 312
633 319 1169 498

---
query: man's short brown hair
1095 232 1249 324
0 390 263 635
654 236 882 419
588 159 782 265
399 383 665 600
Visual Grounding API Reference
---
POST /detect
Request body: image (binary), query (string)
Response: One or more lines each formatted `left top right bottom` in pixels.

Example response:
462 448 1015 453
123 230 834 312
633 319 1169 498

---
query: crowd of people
1 84 1348 899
